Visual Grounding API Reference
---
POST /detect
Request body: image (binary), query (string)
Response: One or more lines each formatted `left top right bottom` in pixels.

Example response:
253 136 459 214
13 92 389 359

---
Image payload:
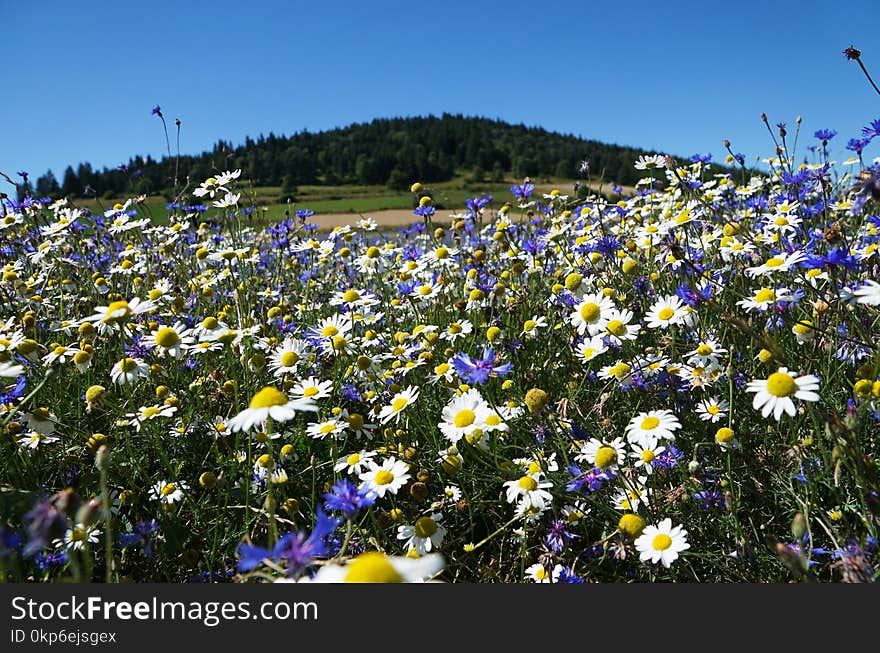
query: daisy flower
128 404 178 431
612 477 651 512
377 386 419 424
290 376 334 401
227 386 318 432
334 449 377 475
624 409 682 442
18 431 60 451
745 367 820 420
746 250 806 277
440 320 473 342
149 480 189 505
110 357 150 385
575 437 626 472
851 280 880 305
84 297 155 327
603 308 640 344
629 436 666 474
525 562 563 583
736 287 795 313
268 338 310 377
438 388 490 444
503 475 553 510
634 518 690 568
57 523 101 551
358 457 411 498
644 295 689 329
142 322 195 359
520 315 548 339
696 396 729 423
569 293 614 336
397 514 447 555
305 551 444 583
576 335 608 364
0 360 25 379
306 418 348 440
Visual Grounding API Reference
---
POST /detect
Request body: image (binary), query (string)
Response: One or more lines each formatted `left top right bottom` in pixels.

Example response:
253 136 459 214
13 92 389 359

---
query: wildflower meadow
3 94 880 586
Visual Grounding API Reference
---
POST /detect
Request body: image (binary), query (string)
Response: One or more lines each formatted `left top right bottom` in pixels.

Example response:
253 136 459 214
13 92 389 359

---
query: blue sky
4 0 880 186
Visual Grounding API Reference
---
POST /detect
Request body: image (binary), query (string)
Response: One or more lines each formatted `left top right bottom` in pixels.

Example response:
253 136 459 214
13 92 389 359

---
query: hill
32 114 725 200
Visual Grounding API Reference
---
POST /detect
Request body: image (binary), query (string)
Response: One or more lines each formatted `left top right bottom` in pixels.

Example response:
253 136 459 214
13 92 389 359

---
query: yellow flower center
413 516 438 539
53 345 68 356
485 414 500 426
348 414 364 430
435 246 449 259
320 423 337 434
652 534 673 550
322 325 339 337
249 386 289 408
202 316 219 330
102 300 131 323
392 398 408 412
715 427 735 444
580 302 600 323
154 327 180 348
755 288 776 303
764 257 784 268
141 406 161 419
448 322 462 334
518 476 538 491
366 246 381 259
331 336 347 350
524 319 537 332
374 470 395 485
343 290 361 302
161 483 176 496
696 344 713 356
71 527 88 542
793 321 813 335
302 386 319 397
641 450 655 463
641 416 660 430
419 285 432 296
594 446 618 469
280 351 300 367
658 308 675 321
454 409 476 428
344 552 403 583
606 320 626 337
346 453 361 466
121 358 138 372
766 372 797 397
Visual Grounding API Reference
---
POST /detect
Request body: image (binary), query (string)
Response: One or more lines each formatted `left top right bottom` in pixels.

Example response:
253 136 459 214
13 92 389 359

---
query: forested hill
34 114 714 199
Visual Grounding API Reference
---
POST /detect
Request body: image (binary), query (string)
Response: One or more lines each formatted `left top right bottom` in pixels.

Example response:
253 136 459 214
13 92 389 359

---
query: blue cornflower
295 208 314 220
693 490 726 511
861 119 880 141
451 347 512 385
557 567 585 583
545 520 579 553
565 464 614 493
118 519 160 558
237 509 339 576
323 478 375 518
510 181 535 201
814 129 837 142
847 137 870 154
0 376 27 407
414 205 435 218
690 153 712 163
151 105 162 117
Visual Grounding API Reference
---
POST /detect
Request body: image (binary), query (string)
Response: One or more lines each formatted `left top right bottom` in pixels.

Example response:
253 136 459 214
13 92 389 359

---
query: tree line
31 114 724 200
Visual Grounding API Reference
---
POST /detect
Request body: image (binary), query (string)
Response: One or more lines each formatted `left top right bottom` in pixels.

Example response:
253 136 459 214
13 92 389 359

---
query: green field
77 174 626 226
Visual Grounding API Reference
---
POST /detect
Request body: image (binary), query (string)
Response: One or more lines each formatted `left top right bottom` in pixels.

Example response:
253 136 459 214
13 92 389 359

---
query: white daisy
635 518 690 568
227 386 317 432
745 367 820 420
359 457 411 498
397 513 447 555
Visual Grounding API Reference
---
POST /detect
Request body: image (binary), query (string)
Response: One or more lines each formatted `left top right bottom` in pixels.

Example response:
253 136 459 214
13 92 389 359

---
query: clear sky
4 0 880 186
